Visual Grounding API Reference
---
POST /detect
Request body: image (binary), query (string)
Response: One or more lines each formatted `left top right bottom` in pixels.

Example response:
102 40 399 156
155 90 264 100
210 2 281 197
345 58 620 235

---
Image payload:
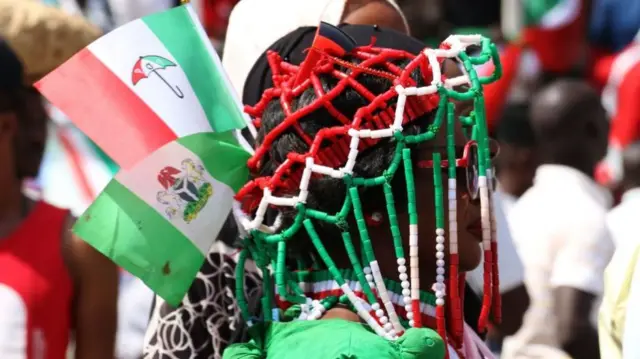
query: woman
226 23 502 358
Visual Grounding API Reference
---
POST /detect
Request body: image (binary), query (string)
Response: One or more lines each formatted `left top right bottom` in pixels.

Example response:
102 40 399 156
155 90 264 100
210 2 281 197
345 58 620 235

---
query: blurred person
190 0 240 52
493 103 537 205
503 80 613 359
0 0 102 82
591 31 640 190
605 142 640 248
116 272 154 359
467 103 533 351
0 40 118 359
589 0 640 54
600 141 640 359
222 0 409 98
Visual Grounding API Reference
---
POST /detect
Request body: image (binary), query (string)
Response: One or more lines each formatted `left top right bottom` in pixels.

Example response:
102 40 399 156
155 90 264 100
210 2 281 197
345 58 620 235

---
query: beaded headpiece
233 23 502 351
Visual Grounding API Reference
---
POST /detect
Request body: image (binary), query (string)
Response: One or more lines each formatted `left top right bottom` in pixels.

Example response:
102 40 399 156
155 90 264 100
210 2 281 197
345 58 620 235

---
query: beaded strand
233 32 503 347
446 102 464 344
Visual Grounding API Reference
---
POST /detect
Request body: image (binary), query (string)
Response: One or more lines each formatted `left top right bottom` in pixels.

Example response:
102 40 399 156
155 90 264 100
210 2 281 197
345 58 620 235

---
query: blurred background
2 0 639 359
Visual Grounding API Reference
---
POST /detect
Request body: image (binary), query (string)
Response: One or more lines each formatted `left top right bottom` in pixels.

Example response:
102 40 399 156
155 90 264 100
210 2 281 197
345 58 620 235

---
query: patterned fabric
143 239 262 359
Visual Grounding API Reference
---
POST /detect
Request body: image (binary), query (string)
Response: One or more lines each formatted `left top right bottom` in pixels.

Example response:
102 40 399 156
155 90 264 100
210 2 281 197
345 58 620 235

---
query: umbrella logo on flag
132 55 184 99
156 158 213 223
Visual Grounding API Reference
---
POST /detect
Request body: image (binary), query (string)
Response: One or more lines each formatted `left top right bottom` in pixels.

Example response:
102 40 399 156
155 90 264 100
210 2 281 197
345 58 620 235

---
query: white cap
221 0 407 98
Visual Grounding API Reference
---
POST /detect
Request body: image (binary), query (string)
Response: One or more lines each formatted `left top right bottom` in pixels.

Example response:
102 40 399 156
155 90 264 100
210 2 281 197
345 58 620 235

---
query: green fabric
523 0 562 25
223 320 445 359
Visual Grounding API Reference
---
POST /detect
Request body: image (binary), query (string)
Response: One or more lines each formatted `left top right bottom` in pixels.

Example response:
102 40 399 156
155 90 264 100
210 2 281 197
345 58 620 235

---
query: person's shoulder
509 187 554 225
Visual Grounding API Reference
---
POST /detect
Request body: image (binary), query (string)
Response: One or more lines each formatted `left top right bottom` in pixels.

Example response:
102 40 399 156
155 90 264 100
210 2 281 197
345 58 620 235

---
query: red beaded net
234 28 502 355
237 43 440 207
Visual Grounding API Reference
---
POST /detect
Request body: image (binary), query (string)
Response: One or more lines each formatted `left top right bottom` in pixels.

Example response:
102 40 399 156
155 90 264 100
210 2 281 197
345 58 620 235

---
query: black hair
494 102 535 170
255 57 435 256
529 79 608 173
495 102 534 147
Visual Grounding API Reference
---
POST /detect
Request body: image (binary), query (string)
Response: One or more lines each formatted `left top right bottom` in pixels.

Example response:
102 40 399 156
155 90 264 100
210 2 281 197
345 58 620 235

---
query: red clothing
202 0 240 40
523 4 586 73
591 41 640 185
0 202 73 359
592 42 640 148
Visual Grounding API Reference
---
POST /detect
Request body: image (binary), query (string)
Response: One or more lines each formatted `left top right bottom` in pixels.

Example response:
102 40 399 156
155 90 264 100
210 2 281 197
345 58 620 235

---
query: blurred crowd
1 0 640 359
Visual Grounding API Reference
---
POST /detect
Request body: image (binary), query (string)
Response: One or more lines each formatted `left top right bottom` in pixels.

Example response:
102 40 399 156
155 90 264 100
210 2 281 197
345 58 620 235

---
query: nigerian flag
36 4 251 305
74 132 249 305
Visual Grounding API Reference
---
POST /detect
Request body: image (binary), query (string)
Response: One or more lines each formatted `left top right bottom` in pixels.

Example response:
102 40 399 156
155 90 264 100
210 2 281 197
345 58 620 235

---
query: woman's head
236 23 501 341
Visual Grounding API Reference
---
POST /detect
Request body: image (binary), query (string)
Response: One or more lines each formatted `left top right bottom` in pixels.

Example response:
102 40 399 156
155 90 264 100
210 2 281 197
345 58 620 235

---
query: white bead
436 235 445 244
371 303 380 311
409 320 415 327
397 258 406 265
436 259 445 267
376 309 385 318
436 267 445 275
436 291 445 298
384 322 393 331
407 311 414 319
436 228 445 235
380 316 389 324
436 298 445 306
399 273 408 281
363 267 372 274
402 288 411 297
436 275 445 282
401 281 410 289
436 252 445 259
404 297 411 305
398 266 407 273
436 244 445 251
365 274 374 282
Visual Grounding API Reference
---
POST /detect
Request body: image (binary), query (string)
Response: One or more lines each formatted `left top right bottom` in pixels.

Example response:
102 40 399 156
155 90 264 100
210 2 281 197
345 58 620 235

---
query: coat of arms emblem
156 159 213 223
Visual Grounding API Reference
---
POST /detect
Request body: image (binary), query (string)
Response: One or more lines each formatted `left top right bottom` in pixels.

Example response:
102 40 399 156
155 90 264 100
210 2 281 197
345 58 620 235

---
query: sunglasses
417 140 499 200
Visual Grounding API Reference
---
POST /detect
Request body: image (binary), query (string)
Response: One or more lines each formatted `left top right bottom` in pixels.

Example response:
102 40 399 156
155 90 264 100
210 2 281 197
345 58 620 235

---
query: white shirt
503 164 614 358
116 273 154 359
607 188 640 248
468 188 524 294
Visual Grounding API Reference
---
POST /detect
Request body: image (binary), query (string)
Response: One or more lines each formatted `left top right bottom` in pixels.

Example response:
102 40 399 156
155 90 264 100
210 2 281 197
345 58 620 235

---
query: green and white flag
36 4 253 305
74 132 249 305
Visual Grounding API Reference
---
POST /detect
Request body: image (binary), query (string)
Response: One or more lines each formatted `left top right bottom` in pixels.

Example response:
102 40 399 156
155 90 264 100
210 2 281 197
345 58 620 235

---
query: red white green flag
35 4 250 170
35 4 251 305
